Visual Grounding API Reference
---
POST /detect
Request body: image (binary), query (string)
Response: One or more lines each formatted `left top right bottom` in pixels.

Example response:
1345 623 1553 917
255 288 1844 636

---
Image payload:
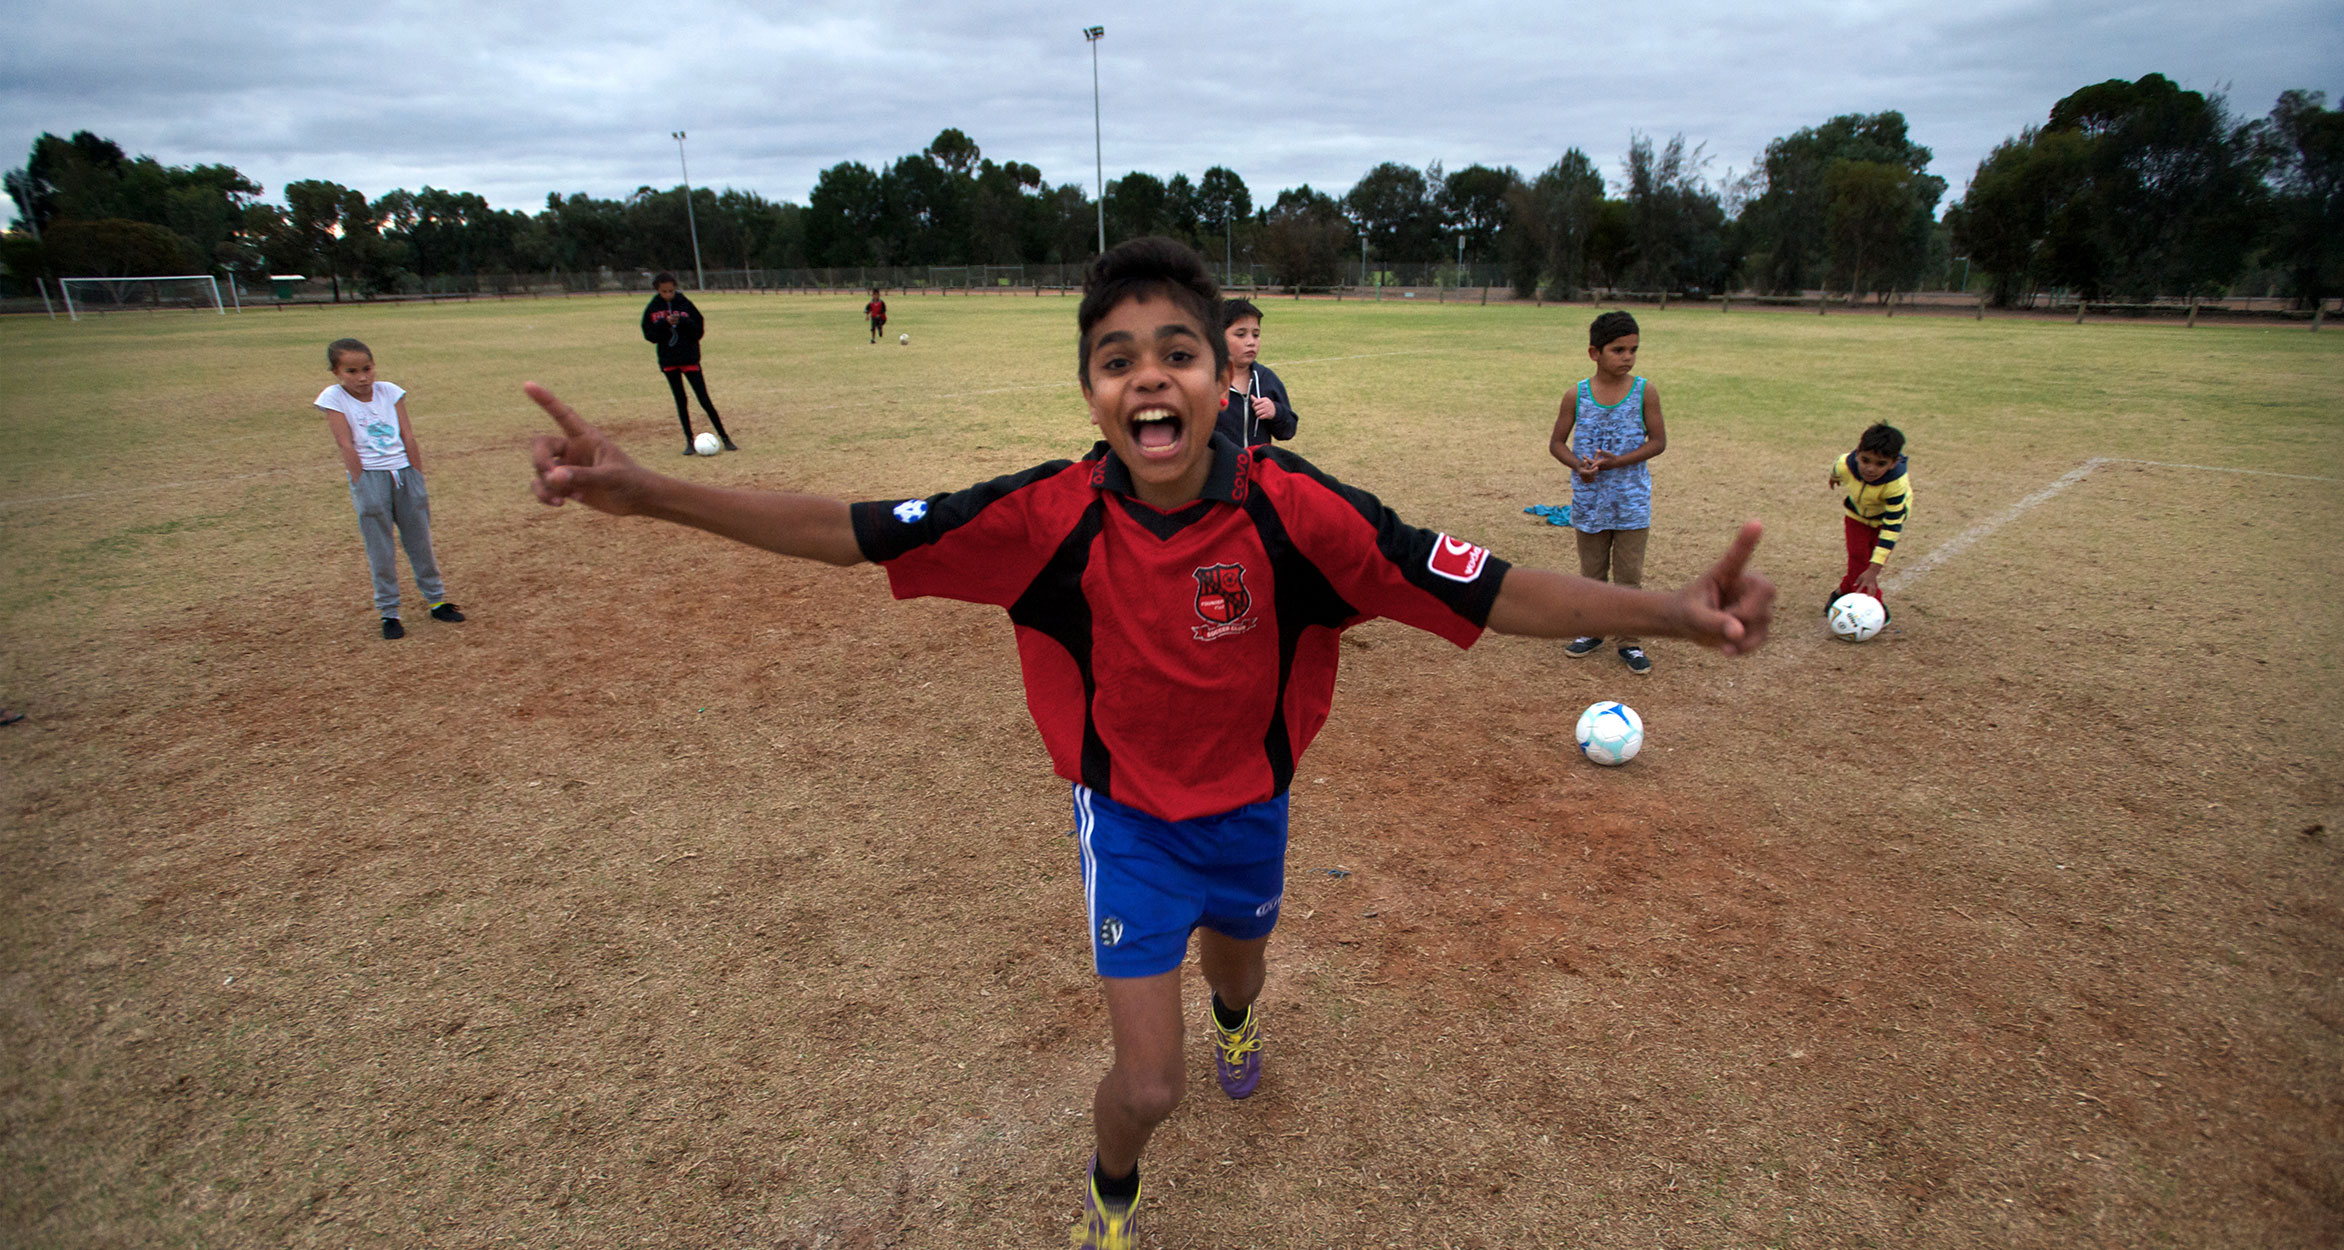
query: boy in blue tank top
1547 310 1669 674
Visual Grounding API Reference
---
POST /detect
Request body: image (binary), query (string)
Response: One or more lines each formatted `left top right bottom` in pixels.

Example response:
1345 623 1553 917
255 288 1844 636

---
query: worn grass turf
2 293 2340 1248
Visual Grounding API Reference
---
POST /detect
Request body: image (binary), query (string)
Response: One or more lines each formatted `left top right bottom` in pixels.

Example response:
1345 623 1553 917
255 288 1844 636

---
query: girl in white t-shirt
314 339 465 639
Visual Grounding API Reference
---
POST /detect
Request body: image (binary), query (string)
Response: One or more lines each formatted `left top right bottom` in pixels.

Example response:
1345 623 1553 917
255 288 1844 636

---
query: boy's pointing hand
526 383 649 515
1677 520 1775 657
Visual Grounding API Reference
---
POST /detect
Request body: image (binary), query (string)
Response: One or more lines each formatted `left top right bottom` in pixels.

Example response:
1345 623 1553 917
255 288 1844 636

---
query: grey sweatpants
349 468 446 617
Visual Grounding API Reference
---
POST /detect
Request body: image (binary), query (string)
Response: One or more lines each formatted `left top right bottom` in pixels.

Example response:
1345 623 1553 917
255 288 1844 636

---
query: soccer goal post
58 274 228 321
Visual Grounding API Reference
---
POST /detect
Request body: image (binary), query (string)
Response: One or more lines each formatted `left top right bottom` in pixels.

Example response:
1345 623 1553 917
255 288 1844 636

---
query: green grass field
3 293 2342 1248
4 290 2338 636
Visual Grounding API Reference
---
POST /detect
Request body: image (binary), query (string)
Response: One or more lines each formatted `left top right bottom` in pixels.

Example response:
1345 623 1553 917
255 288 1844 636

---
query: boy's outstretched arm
1485 520 1774 657
524 383 864 567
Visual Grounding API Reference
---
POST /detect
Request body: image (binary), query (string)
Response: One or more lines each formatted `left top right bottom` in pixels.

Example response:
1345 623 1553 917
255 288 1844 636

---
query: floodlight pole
1085 26 1106 255
673 130 706 290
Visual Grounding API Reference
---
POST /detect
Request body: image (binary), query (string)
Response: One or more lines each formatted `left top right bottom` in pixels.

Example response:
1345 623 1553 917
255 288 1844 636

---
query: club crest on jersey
892 498 928 523
1191 562 1260 641
1427 533 1490 583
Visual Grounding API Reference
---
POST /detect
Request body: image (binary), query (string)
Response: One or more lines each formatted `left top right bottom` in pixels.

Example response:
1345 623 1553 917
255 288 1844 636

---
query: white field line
0 351 1441 510
1884 456 2340 593
2093 456 2338 482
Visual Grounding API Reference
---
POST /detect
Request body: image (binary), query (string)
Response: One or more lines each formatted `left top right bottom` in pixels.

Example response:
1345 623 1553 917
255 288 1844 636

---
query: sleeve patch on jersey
1427 534 1491 583
893 498 929 523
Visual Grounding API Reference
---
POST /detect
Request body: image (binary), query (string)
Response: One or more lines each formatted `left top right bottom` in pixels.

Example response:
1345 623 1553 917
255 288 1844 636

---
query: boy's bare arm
1486 520 1773 657
1548 404 1593 478
319 409 363 481
1603 380 1668 468
525 383 864 566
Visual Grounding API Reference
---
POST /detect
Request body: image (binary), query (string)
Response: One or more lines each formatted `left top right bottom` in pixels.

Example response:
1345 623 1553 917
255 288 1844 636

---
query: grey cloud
1 0 2335 211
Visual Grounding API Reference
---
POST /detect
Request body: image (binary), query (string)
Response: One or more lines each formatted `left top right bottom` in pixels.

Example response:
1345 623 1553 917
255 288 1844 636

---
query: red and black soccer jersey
849 434 1510 822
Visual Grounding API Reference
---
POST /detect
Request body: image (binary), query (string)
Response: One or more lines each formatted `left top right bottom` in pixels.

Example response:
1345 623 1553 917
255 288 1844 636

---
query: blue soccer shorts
1073 784 1289 978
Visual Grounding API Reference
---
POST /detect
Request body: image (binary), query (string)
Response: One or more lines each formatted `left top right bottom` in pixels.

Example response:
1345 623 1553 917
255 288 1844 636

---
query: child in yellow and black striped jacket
1829 422 1910 618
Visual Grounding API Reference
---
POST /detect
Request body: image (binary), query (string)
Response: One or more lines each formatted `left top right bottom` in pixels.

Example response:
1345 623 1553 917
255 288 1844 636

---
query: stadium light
673 131 706 291
1084 26 1105 255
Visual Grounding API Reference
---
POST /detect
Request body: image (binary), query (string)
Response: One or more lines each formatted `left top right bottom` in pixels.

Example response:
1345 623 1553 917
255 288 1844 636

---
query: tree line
4 76 2336 307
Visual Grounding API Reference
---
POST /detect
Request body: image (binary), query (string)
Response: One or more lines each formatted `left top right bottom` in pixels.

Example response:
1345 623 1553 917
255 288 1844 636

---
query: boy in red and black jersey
865 288 888 343
526 237 1775 1246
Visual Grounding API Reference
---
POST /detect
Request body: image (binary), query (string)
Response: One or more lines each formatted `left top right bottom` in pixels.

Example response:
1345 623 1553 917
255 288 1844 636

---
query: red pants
1837 516 1885 603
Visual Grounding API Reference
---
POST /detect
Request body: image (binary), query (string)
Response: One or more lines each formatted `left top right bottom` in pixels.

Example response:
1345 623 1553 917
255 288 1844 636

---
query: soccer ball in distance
900 332 909 345
693 432 721 456
1576 701 1643 766
1828 592 1885 642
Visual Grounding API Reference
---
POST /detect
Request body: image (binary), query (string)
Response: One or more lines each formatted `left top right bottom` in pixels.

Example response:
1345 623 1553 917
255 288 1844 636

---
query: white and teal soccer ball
899 332 909 345
1576 701 1643 766
1828 592 1885 642
693 432 722 456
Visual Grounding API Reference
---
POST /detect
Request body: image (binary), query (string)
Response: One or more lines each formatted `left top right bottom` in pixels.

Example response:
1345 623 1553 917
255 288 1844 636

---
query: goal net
59 274 229 320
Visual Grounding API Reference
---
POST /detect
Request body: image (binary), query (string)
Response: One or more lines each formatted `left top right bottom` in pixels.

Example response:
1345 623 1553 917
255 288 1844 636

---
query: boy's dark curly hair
1589 310 1639 348
1857 422 1906 458
1077 237 1226 384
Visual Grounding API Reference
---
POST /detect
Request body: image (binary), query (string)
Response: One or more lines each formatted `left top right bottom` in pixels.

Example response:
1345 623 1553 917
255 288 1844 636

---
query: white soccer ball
1828 592 1886 642
899 332 909 345
693 432 721 456
1575 701 1643 767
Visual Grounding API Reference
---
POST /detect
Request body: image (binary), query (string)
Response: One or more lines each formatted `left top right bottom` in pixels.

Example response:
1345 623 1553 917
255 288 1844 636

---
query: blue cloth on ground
1523 504 1573 526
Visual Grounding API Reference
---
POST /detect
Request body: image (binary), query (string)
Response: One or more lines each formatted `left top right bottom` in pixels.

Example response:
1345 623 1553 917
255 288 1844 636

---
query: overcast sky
3 0 2337 219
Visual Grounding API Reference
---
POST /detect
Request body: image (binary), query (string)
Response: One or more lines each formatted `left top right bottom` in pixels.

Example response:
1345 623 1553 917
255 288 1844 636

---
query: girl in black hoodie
641 272 737 454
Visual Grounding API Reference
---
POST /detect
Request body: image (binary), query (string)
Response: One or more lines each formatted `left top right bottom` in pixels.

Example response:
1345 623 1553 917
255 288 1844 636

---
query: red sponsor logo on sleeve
1427 534 1489 583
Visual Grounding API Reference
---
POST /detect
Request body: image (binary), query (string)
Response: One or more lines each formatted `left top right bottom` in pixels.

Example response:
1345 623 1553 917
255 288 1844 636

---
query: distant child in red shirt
866 289 888 343
525 237 1775 1248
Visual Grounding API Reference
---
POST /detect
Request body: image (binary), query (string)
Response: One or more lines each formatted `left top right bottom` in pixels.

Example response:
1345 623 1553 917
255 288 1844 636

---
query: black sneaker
721 438 739 452
681 446 696 456
1620 646 1652 675
1564 636 1604 659
381 617 405 640
429 602 465 623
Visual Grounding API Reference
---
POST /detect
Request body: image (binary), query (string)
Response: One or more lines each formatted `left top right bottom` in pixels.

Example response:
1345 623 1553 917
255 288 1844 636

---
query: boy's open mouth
1130 407 1185 456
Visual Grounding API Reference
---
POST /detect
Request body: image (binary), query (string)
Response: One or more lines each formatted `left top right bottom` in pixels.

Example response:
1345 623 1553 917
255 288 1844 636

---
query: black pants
663 367 730 444
870 317 886 341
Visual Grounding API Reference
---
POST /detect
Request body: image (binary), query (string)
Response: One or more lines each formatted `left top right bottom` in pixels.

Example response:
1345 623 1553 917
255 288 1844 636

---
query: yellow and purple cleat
1069 1157 1140 1249
1212 1002 1262 1099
